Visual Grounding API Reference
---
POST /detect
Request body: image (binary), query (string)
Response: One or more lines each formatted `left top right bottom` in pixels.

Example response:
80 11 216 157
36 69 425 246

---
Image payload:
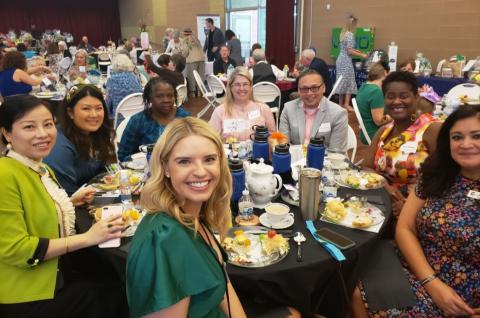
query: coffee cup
264 203 291 224
328 152 346 168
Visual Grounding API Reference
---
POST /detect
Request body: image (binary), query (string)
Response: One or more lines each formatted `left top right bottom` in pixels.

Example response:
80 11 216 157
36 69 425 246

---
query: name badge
42 77 52 87
79 66 86 73
248 110 260 120
467 190 480 200
318 123 331 134
400 141 417 154
223 119 248 134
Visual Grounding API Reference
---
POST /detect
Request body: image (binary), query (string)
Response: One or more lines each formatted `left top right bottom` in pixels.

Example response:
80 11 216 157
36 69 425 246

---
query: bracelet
64 237 69 254
420 274 437 286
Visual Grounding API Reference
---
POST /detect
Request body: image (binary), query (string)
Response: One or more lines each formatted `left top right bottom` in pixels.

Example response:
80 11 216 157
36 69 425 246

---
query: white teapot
244 159 283 208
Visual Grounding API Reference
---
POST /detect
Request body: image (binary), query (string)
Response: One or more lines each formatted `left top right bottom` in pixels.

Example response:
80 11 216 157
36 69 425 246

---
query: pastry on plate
352 214 374 228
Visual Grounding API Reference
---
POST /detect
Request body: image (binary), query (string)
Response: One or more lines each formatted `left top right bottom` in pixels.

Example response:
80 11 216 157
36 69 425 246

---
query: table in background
416 76 469 96
76 187 391 318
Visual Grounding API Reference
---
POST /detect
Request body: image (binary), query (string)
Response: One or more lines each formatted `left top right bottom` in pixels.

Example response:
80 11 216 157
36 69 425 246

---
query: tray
222 226 289 268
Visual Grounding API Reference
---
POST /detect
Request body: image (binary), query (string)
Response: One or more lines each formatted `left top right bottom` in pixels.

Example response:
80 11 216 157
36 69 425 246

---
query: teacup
328 152 347 168
265 203 292 224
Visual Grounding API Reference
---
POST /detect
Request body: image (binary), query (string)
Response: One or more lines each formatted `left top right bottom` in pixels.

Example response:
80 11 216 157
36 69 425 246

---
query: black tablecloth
76 187 391 318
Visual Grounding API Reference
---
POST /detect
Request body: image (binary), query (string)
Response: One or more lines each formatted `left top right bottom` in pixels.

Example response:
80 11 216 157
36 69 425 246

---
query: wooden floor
182 96 370 162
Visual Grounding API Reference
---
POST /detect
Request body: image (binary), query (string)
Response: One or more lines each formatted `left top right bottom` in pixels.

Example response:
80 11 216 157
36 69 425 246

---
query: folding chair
206 74 226 104
176 84 188 106
193 70 218 118
347 125 358 162
114 93 144 128
327 75 343 100
252 81 282 130
352 98 371 145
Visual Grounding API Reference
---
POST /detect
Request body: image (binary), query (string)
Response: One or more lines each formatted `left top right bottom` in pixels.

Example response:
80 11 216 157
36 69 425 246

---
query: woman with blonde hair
126 117 247 318
68 49 89 82
209 66 276 141
336 15 368 111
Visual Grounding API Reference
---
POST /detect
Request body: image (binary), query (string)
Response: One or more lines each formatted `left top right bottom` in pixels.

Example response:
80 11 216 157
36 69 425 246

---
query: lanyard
305 220 346 261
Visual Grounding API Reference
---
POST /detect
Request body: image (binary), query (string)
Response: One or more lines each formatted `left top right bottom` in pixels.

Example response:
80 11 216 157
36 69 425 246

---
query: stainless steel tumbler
299 168 322 220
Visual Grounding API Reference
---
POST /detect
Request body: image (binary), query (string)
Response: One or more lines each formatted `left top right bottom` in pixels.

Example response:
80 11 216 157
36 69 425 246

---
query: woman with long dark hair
44 84 116 195
353 105 480 317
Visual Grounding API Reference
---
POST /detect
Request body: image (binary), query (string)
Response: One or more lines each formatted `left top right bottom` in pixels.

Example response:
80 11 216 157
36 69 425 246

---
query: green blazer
0 157 60 303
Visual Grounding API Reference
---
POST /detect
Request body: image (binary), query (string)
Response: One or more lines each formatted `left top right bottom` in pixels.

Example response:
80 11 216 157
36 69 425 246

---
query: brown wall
119 0 224 50
301 0 480 67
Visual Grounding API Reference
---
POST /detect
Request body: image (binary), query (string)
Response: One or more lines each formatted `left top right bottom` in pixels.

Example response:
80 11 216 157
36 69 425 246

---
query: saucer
259 213 294 229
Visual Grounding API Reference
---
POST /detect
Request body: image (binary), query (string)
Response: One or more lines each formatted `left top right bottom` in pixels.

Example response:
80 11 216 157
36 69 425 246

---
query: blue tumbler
307 137 325 170
229 158 245 202
272 144 291 174
251 125 270 162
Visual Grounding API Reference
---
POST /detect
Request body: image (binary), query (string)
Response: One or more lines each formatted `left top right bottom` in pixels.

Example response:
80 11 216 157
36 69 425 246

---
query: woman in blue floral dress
335 15 368 112
352 105 480 317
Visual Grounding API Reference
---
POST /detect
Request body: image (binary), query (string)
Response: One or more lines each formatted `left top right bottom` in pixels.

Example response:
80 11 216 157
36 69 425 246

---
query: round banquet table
76 186 391 318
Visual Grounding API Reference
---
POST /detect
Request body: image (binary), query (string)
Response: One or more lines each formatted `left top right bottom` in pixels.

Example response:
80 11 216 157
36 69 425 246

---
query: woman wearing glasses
279 69 348 151
209 67 276 141
44 85 117 195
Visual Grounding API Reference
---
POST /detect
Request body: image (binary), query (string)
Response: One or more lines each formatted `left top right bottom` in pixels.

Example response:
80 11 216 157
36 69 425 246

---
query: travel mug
299 168 322 221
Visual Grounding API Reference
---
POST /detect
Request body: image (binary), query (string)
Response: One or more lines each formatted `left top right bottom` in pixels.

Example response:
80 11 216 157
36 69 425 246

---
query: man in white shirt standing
280 69 348 151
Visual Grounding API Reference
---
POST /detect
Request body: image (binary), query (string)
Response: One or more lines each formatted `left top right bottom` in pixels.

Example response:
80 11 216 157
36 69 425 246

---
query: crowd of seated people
1 26 479 318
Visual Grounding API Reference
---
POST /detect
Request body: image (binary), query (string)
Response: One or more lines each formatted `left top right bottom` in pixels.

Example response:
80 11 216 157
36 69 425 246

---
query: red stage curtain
265 0 295 69
0 0 121 47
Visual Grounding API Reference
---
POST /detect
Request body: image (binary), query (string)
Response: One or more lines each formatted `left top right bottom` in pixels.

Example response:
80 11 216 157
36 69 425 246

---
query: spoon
294 232 306 262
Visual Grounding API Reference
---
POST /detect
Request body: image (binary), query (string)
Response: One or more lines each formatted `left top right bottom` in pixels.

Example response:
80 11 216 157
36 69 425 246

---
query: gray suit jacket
279 98 348 152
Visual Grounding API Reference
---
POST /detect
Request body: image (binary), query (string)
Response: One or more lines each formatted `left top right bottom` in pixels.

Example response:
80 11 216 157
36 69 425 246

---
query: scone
352 214 374 228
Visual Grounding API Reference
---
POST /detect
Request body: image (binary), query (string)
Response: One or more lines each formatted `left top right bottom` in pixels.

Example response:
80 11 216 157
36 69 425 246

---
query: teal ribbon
305 220 346 261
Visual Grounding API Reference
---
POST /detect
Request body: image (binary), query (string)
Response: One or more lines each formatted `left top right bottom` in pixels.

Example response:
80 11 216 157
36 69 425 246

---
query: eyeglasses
298 84 324 94
231 82 251 89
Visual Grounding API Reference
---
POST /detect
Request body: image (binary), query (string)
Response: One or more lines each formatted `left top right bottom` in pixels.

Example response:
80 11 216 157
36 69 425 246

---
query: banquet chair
206 74 226 104
352 98 371 145
253 81 281 130
98 53 111 74
115 116 131 145
347 124 357 162
114 93 144 129
447 83 480 101
327 75 343 100
193 70 218 118
68 46 77 57
176 84 188 106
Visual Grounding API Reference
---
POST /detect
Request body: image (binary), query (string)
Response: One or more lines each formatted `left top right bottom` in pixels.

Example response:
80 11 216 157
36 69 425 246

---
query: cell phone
315 228 356 250
98 205 122 248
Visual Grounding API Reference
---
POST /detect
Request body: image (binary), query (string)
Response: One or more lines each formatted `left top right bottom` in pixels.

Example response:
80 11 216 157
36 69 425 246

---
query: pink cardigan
209 101 276 141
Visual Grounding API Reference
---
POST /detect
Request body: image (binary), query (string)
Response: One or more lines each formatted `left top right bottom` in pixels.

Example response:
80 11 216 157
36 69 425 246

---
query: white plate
34 92 55 99
281 193 299 206
259 213 294 229
321 201 385 230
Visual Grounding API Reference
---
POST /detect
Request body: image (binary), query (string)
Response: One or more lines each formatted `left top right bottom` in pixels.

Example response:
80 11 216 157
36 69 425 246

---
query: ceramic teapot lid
249 158 273 174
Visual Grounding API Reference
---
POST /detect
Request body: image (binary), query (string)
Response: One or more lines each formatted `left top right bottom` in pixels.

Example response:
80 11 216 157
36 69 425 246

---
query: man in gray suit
279 69 348 152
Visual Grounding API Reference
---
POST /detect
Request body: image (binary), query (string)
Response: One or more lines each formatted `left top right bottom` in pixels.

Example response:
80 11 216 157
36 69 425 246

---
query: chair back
176 84 188 106
352 98 372 145
347 125 357 162
206 74 226 96
447 83 480 101
328 75 343 100
114 93 144 128
253 81 281 105
193 69 209 95
115 116 131 144
68 46 77 57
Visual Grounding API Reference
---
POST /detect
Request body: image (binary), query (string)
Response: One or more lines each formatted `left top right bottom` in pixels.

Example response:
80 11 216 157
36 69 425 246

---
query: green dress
356 83 385 144
126 213 228 318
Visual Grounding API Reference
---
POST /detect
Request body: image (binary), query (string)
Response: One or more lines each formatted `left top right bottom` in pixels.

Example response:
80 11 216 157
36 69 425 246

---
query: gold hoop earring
410 113 418 122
